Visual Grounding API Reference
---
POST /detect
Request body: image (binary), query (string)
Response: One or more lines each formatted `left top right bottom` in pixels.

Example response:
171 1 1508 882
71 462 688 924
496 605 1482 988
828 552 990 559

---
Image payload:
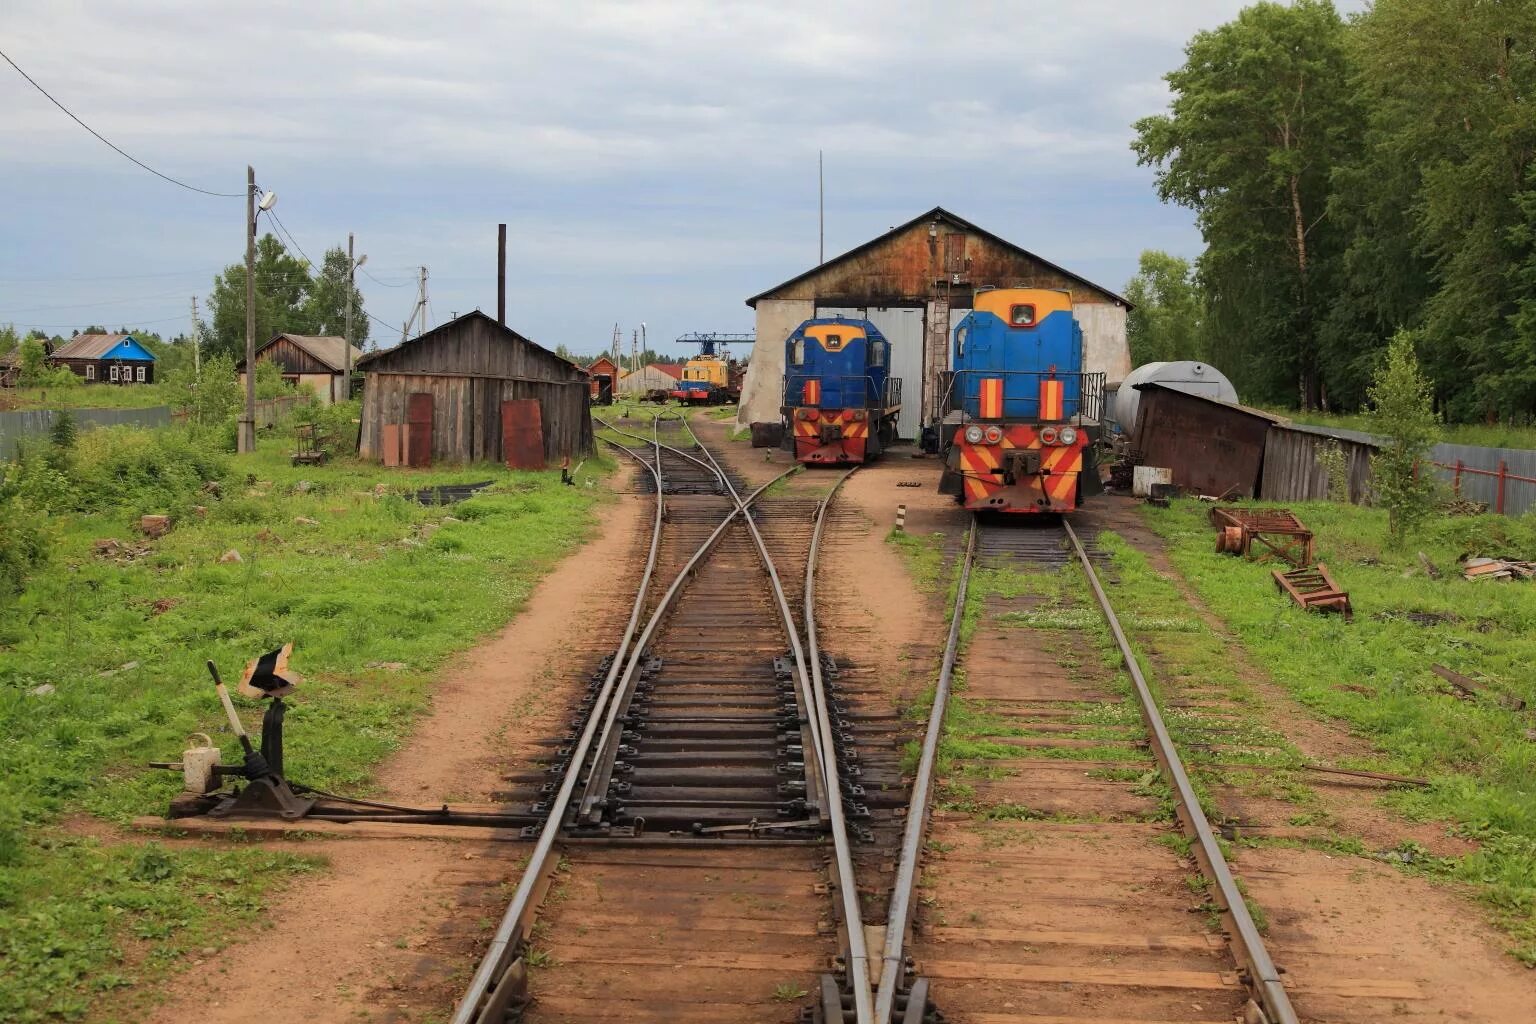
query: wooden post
1497 459 1507 515
1454 459 1464 497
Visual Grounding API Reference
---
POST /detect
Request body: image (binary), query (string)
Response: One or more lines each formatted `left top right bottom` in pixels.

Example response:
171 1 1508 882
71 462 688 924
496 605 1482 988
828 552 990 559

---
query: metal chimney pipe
497 223 507 326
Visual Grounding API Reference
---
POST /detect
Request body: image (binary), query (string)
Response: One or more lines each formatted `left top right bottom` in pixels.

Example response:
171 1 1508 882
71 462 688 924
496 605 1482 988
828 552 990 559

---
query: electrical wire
360 267 412 288
0 46 243 198
256 214 407 339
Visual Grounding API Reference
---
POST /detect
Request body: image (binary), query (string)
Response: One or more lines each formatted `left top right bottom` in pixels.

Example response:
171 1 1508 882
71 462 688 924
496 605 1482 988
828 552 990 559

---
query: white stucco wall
736 298 814 430
1075 302 1131 384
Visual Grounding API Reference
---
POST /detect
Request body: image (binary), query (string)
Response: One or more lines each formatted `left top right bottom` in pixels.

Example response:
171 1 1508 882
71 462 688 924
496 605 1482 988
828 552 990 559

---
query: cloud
0 0 1310 351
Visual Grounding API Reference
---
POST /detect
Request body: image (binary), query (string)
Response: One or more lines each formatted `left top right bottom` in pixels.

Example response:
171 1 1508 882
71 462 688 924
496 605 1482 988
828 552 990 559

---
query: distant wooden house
49 333 156 385
238 334 364 405
616 362 683 395
356 311 593 467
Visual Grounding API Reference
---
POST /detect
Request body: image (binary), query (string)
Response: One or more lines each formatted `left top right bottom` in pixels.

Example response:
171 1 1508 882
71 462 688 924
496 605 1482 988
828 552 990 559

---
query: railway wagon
782 316 902 464
937 288 1105 512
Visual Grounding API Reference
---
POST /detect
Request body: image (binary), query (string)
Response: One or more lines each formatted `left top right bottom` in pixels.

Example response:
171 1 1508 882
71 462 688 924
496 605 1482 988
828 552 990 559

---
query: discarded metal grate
1272 562 1351 619
1211 507 1315 566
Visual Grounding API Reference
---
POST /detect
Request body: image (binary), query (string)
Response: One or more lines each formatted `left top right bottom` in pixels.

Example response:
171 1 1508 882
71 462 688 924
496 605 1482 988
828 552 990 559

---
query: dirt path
137 492 646 1024
1084 494 1536 1020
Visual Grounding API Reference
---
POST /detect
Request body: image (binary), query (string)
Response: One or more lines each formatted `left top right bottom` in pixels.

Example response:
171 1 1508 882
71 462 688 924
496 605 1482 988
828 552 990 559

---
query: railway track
871 517 1299 1024
452 415 874 1023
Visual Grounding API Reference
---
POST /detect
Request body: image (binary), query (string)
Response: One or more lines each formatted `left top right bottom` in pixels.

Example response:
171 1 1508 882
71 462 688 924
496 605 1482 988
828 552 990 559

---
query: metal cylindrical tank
1111 361 1237 434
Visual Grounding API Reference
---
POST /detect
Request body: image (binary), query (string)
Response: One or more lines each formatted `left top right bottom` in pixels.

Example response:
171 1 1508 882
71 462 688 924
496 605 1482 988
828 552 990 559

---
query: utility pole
344 232 354 402
239 165 256 453
400 266 431 343
612 323 621 364
819 149 824 266
190 296 200 376
631 329 638 377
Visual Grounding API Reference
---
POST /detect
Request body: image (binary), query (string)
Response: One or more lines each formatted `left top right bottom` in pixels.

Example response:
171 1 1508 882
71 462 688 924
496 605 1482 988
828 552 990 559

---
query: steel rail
672 418 833 826
873 521 977 1023
800 465 879 1022
575 417 813 822
675 420 875 1023
1062 520 1298 1024
451 419 671 1024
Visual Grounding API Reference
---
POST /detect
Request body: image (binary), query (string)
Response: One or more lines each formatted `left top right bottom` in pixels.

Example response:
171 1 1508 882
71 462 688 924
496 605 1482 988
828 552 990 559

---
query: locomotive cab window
870 341 886 368
955 326 968 357
791 338 805 366
1009 304 1037 327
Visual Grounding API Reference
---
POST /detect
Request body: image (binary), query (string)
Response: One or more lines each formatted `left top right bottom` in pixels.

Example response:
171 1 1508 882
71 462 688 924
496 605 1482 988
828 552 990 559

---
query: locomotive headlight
1039 426 1059 445
851 409 866 421
983 425 1003 444
1058 426 1078 446
964 425 984 444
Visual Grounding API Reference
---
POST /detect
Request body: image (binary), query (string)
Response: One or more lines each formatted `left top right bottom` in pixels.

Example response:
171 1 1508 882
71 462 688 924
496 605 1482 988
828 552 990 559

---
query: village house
48 333 157 385
237 333 365 405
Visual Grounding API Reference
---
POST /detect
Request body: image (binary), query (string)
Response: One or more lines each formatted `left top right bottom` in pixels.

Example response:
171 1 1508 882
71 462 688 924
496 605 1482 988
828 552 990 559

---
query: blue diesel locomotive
936 288 1105 512
782 317 902 464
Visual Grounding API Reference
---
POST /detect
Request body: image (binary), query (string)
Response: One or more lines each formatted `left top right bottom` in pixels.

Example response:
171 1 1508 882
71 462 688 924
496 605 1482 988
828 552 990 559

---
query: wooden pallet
1273 562 1351 620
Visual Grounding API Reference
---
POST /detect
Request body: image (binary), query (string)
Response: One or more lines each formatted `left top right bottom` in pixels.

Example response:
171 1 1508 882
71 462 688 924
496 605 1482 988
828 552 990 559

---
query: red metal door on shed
501 399 544 469
406 392 433 468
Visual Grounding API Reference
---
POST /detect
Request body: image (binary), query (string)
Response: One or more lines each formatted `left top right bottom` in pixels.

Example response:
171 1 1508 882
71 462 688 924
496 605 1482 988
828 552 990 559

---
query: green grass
0 434 611 1020
1142 498 1536 962
1253 405 1536 450
2 384 184 411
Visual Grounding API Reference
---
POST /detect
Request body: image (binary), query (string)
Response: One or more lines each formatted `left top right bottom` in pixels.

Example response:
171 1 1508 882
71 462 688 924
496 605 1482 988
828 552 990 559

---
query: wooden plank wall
1261 426 1376 504
360 372 593 464
362 315 583 384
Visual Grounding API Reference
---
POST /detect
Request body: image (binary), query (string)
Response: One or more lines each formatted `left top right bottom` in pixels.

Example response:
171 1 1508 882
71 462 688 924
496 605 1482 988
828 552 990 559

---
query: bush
254 360 293 400
67 427 228 514
1368 330 1441 543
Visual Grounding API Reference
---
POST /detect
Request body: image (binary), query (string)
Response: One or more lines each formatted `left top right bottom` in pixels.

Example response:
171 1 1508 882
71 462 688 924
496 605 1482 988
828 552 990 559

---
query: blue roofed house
48 333 157 385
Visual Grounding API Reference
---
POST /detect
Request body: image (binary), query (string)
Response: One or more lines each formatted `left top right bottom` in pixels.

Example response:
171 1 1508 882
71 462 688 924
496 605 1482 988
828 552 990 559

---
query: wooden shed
356 311 593 467
1261 423 1378 504
1131 383 1284 498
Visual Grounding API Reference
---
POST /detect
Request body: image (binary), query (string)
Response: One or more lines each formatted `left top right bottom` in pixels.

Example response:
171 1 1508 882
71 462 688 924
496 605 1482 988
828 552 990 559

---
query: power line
360 266 413 288
0 46 243 198
255 215 403 338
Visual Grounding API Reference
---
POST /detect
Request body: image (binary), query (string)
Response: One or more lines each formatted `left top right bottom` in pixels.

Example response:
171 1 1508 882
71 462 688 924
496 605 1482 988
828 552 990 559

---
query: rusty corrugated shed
1132 384 1284 498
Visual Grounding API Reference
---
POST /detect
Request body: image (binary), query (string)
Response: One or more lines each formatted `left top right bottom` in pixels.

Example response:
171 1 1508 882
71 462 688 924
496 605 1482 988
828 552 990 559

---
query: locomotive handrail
783 372 902 409
938 368 1106 423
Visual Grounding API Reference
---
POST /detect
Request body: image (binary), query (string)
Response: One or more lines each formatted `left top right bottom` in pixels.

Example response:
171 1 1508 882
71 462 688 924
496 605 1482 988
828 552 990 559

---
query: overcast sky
0 1 1366 358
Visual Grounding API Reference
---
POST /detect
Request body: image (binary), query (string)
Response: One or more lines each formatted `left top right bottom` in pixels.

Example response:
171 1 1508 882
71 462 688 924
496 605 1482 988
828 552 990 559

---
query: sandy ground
135 491 646 1024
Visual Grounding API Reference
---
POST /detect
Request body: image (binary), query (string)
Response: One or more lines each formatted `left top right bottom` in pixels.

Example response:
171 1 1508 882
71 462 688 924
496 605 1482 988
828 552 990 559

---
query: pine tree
1367 330 1440 543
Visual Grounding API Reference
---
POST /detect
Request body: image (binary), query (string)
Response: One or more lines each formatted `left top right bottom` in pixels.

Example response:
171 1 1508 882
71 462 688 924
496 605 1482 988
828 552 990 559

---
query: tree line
1128 0 1536 423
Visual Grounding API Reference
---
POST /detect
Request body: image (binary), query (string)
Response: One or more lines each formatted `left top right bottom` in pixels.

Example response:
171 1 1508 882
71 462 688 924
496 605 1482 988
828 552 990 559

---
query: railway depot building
736 207 1132 441
356 310 593 467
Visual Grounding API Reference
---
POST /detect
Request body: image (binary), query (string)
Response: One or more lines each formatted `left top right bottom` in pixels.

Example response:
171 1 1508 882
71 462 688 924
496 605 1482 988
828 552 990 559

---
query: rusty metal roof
746 206 1133 309
51 333 132 359
1132 382 1288 425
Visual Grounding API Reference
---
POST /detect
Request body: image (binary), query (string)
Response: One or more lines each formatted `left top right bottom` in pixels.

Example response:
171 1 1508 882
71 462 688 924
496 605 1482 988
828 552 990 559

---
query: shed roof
52 333 155 361
747 206 1132 309
1133 382 1287 425
262 334 365 373
355 310 581 375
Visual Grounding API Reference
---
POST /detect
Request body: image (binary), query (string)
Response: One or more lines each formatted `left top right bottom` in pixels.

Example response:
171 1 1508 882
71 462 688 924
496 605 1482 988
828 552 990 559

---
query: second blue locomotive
781 317 903 464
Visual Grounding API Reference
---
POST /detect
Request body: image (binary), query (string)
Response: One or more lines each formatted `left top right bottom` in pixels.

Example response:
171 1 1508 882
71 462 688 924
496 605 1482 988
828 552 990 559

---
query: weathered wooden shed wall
1132 385 1280 498
357 311 593 465
1260 425 1377 504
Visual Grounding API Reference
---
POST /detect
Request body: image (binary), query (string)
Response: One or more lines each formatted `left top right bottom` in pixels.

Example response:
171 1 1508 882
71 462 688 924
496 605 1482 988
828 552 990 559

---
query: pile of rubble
1462 557 1536 582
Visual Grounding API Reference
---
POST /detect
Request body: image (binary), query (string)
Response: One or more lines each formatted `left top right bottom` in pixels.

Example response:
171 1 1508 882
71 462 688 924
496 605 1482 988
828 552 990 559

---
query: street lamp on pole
344 234 366 402
240 167 277 454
